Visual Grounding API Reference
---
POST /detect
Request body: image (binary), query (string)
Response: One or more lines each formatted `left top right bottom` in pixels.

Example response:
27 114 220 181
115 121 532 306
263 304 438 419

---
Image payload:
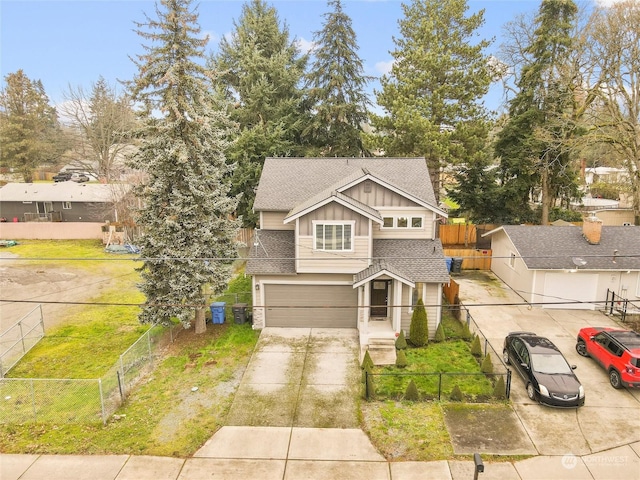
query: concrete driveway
223 327 361 429
456 272 640 457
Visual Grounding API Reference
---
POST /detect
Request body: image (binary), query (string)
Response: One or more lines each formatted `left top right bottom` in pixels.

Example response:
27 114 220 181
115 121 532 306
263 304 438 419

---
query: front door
370 280 389 317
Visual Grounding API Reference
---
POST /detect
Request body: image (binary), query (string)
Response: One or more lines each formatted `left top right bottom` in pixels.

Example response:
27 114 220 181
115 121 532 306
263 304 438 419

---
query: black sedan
503 332 585 408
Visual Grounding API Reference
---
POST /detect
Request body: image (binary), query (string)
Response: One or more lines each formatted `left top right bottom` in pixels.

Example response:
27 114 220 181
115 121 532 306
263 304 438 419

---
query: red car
576 327 640 389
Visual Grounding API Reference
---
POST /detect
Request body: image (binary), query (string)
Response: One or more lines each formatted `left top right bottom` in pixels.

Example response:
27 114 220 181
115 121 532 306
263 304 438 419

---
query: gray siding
342 182 420 208
0 201 115 222
298 203 369 236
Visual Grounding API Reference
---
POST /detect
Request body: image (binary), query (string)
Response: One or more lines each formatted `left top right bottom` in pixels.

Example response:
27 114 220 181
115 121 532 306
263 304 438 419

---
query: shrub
493 376 506 399
396 349 408 368
404 380 419 401
461 322 472 341
481 353 494 374
450 384 463 401
409 298 428 346
395 330 407 350
451 294 461 321
434 322 445 342
470 335 482 357
361 350 374 370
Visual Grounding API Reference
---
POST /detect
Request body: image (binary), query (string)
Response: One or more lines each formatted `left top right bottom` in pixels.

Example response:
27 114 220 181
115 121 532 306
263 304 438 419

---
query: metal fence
0 305 45 378
0 323 174 425
605 288 640 324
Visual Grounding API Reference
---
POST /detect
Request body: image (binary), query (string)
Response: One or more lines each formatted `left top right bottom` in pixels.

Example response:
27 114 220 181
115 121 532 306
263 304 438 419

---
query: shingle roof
254 157 439 212
0 182 131 203
370 239 451 283
353 260 415 286
245 230 296 275
285 190 382 223
497 225 640 270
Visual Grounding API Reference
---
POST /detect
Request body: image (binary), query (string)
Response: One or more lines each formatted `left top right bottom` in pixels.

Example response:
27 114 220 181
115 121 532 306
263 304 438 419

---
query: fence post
438 373 442 401
506 370 511 399
484 338 488 357
38 304 45 334
365 371 369 400
119 355 125 396
98 378 107 425
466 310 471 328
147 329 152 358
117 370 124 401
19 321 26 355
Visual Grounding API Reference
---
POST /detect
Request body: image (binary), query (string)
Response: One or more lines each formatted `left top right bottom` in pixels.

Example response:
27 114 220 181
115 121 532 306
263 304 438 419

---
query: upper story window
314 222 353 251
62 202 71 210
382 216 423 229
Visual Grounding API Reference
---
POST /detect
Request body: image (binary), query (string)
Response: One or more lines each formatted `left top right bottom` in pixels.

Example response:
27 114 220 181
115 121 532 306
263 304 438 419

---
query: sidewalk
2 428 640 479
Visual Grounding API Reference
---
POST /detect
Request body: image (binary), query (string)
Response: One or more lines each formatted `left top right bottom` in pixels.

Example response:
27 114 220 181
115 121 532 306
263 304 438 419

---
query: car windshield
531 353 572 374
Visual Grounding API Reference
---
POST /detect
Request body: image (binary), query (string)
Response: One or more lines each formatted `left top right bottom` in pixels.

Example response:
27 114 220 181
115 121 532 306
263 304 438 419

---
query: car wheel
502 349 510 365
575 340 589 357
609 369 623 389
526 383 536 401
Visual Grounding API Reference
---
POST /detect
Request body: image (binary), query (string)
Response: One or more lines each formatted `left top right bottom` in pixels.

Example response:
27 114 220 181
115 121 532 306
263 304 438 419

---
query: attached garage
264 284 357 328
542 273 599 310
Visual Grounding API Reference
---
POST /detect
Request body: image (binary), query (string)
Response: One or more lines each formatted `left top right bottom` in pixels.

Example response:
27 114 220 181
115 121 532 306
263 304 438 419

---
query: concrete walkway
3 436 640 479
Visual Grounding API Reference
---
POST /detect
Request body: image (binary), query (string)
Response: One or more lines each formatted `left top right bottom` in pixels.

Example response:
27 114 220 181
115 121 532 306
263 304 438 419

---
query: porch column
393 279 403 333
363 284 371 333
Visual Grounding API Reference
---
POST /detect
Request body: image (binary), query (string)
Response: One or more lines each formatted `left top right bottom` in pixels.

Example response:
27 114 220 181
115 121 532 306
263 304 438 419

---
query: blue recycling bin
210 302 226 324
445 257 453 272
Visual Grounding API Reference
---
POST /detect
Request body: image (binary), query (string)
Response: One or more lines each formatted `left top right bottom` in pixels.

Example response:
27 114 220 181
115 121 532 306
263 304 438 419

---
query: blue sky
0 0 606 115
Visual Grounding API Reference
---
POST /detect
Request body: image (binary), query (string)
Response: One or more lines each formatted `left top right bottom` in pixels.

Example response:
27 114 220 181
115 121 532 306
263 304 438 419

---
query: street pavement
3 273 640 480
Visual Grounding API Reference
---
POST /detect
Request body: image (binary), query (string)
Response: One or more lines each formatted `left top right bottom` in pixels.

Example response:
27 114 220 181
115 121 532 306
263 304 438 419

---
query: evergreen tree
434 322 445 343
470 335 482 357
127 0 239 333
481 353 494 374
210 0 308 227
304 0 371 156
371 0 492 201
409 298 428 347
396 349 408 368
493 376 506 399
494 0 581 225
395 330 407 350
0 70 65 182
404 379 419 401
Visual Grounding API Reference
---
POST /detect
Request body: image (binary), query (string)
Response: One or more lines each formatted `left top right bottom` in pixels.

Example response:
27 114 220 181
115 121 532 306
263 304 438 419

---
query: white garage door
542 273 598 310
264 284 357 328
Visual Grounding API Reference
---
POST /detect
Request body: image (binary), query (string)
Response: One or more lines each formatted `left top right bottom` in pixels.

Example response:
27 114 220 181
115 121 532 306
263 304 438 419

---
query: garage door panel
542 273 598 310
265 285 357 328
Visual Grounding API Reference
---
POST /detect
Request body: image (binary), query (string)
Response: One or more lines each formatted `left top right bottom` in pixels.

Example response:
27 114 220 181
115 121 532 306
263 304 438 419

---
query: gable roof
0 182 131 203
485 225 640 271
369 239 451 283
253 157 443 214
284 191 383 224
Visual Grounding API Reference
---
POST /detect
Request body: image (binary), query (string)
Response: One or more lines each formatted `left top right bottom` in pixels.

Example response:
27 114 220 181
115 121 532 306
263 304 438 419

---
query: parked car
503 332 585 408
576 327 640 389
70 173 89 183
53 171 73 182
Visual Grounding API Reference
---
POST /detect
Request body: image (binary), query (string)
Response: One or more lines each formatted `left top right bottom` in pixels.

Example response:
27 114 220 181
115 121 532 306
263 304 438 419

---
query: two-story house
246 157 450 353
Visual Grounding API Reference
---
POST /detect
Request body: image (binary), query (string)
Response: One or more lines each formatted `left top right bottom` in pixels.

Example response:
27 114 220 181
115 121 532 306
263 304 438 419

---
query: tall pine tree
127 0 239 333
371 0 492 201
494 0 581 225
210 0 308 227
304 0 371 157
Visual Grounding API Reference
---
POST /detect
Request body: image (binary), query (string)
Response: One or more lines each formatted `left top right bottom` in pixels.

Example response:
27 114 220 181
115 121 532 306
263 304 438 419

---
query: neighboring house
484 218 640 311
0 182 131 223
246 157 450 351
584 167 629 186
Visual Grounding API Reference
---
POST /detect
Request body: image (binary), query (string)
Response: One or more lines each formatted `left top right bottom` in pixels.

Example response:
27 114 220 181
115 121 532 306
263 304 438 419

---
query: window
381 216 424 229
509 252 516 268
410 282 424 311
62 202 71 210
314 223 353 251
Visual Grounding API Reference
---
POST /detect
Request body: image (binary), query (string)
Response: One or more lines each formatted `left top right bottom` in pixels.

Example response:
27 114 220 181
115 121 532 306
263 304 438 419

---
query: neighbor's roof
0 182 132 203
484 225 640 271
253 157 441 213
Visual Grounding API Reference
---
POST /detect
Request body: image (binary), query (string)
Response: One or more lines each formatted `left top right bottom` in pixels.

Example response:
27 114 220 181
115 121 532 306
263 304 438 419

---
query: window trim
409 282 425 313
312 220 355 252
509 252 517 269
381 215 424 230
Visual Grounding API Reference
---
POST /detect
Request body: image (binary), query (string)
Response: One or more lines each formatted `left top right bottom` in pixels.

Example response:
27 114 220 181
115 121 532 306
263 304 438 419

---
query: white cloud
375 60 394 75
296 37 315 54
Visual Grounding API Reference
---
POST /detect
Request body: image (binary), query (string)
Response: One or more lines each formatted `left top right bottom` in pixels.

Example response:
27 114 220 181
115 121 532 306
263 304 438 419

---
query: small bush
493 376 506 399
409 298 428 346
450 384 463 401
396 349 408 368
434 322 445 342
461 322 472 341
481 353 494 374
404 380 419 401
361 350 374 370
470 335 482 357
395 330 407 350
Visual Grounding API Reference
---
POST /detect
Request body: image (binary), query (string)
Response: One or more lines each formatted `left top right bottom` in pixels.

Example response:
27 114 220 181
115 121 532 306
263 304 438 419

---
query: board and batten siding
296 236 370 273
341 182 420 208
259 211 294 230
297 203 369 236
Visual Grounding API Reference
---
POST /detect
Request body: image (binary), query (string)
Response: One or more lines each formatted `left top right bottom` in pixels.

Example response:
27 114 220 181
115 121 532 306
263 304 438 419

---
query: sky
0 0 618 116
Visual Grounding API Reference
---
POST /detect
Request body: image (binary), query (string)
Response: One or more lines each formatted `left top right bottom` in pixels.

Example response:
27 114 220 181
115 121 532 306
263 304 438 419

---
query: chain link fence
0 305 45 378
0 323 177 425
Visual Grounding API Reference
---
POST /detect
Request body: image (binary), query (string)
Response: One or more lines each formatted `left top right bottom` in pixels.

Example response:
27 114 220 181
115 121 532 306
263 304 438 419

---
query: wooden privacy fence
444 248 492 270
443 278 460 305
439 224 497 248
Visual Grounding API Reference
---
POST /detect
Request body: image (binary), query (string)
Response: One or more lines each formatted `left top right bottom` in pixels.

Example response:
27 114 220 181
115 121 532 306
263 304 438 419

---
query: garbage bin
451 257 463 273
445 257 453 272
232 303 248 325
210 302 226 324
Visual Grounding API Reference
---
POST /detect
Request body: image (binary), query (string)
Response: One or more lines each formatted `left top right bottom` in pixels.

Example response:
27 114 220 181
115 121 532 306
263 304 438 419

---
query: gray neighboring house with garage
246 157 450 350
483 218 640 310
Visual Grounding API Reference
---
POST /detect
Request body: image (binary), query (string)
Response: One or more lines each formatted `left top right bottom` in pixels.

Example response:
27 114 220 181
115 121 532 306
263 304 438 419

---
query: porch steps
366 337 397 366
